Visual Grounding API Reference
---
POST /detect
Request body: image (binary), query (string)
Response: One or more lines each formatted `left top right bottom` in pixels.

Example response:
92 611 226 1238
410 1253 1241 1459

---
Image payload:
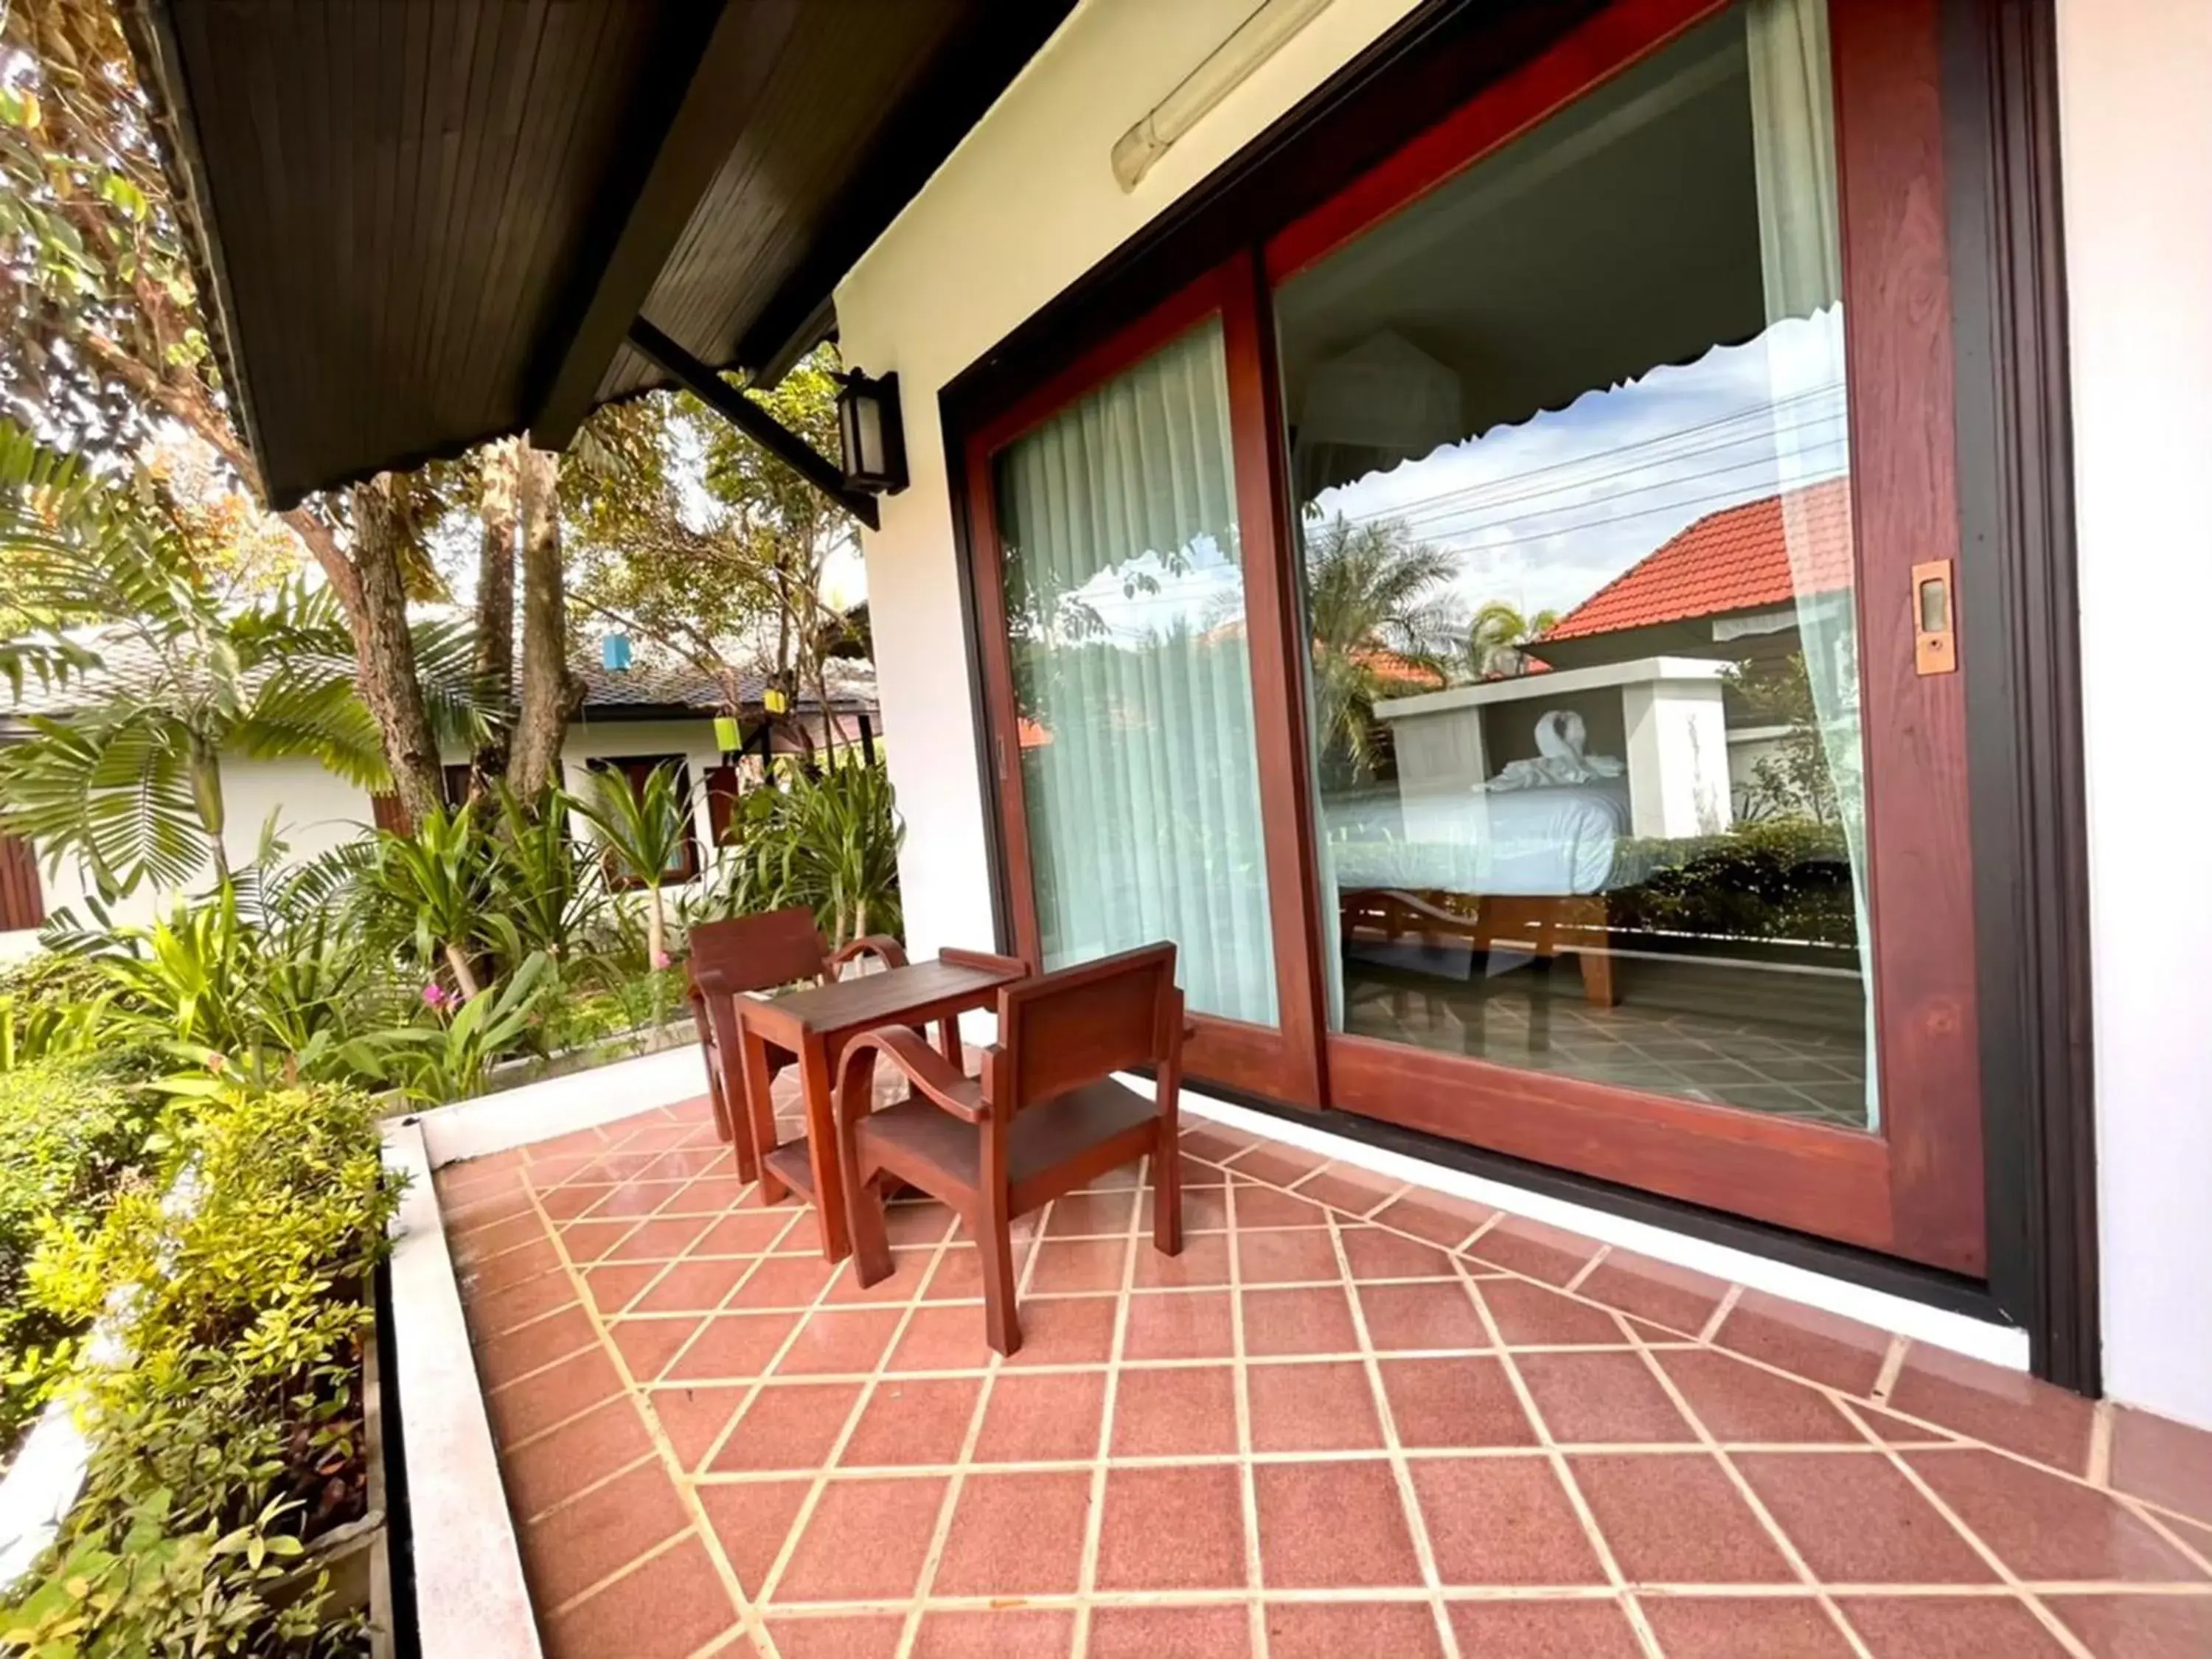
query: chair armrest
938 947 1031 977
828 935 909 975
838 1026 987 1124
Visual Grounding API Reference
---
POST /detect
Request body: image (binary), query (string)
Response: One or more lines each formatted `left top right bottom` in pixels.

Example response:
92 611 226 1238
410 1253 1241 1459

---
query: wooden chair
686 908 906 1175
832 942 1184 1355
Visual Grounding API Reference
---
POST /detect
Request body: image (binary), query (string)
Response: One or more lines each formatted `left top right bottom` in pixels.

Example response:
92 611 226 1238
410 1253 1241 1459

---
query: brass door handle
1913 560 1957 676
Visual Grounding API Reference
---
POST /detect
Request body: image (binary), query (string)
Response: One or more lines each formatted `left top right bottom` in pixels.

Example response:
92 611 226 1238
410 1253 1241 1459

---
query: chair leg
849 1171 897 1288
1151 1133 1183 1259
978 1197 1022 1357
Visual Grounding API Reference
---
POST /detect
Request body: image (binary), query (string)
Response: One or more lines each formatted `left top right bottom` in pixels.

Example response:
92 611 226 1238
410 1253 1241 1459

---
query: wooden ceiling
131 0 1074 507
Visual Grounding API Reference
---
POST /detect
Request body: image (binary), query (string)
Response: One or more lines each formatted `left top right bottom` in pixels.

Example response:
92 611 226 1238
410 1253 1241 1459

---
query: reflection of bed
1324 783 1638 1008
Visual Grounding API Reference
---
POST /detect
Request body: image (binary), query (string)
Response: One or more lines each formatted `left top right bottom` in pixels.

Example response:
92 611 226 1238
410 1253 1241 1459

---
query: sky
1058 308 1851 647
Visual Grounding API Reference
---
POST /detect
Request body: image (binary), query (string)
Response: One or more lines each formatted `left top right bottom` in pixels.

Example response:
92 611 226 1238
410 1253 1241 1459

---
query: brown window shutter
706 764 741 846
369 792 411 835
0 833 45 931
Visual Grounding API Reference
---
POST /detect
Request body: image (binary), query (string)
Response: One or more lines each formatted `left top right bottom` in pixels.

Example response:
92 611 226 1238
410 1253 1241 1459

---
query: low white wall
2057 0 2212 1430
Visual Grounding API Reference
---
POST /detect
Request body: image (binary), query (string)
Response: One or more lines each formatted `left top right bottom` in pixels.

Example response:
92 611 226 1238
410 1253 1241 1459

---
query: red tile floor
434 1094 2212 1659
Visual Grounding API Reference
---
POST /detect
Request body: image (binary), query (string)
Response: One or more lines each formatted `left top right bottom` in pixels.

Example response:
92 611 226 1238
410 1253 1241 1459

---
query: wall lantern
836 369 908 496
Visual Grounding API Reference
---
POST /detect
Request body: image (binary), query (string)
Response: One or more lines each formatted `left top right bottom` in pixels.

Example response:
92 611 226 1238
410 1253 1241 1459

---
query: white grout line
1226 1174 1273 1659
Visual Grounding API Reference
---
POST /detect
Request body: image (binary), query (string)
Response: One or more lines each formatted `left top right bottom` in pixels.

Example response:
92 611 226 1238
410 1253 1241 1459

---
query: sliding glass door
963 0 1986 1273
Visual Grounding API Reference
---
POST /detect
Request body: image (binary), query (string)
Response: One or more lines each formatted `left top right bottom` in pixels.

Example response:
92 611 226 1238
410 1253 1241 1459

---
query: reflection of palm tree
1304 515 1456 782
1467 599 1559 679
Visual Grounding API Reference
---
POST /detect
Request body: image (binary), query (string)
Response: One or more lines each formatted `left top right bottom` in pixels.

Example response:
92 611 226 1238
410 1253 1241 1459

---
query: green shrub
699 760 905 946
1607 818 1858 948
1 1081 400 1656
0 1059 160 1444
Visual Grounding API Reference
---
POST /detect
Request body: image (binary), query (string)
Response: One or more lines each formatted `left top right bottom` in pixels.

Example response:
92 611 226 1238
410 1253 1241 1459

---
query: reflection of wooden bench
1339 888 1615 1007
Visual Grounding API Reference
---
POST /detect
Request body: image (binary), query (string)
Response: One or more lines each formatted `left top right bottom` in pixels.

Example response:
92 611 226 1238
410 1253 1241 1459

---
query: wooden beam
626 319 879 532
528 1 798 451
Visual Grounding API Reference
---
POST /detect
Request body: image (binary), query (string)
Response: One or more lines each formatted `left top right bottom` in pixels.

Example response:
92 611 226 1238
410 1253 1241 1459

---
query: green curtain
995 320 1279 1026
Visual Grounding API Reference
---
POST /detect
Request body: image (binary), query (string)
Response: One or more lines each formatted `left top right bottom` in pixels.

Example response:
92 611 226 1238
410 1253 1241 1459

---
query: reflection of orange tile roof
1352 645 1444 689
1018 717 1052 749
1544 479 1854 642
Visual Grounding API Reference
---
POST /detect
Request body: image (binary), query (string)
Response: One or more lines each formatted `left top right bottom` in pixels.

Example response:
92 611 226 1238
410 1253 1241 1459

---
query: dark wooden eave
125 0 1075 508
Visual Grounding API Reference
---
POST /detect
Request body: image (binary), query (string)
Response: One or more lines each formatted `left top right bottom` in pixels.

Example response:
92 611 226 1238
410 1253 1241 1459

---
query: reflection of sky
1057 310 1848 643
1323 310 1849 619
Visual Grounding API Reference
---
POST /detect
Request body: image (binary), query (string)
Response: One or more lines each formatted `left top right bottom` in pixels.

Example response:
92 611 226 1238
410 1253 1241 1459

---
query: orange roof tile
1543 479 1854 643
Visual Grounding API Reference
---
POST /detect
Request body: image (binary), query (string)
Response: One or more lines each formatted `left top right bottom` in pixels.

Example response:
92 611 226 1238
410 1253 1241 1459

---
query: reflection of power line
1374 413 1848 532
1338 381 1843 524
1430 468 1850 558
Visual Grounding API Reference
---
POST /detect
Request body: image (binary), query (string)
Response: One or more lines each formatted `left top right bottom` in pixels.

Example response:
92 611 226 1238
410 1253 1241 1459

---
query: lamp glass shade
836 372 907 495
712 714 740 752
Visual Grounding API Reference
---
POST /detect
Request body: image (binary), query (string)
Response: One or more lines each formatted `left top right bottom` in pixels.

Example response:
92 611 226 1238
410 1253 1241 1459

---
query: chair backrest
987 942 1180 1110
687 906 828 998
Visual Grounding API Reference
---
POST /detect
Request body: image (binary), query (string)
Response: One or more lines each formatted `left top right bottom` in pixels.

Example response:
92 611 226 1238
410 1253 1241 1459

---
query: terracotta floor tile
1124 1288 1237 1360
884 1200 957 1247
1245 1360 1382 1453
912 1608 1074 1659
1094 1464 1248 1590
838 1374 984 1468
1180 1125 1257 1164
655 1174 752 1217
1515 1350 1696 1444
577 1260 660 1317
1243 1284 1361 1356
768 1619 900 1659
1001 1294 1119 1365
1574 1248 1730 1337
1114 1363 1241 1456
884 1304 990 1371
1340 1225 1457 1281
459 1234 563 1298
1357 1279 1489 1352
1155 1181 1231 1231
1253 1459 1423 1587
973 1368 1107 1463
1042 1189 1137 1238
689 1210 796 1256
1445 1599 1647 1658
1294 1163 1404 1217
824 1251 935 1305
1478 1278 1632 1347
600 1214 715 1262
930 1469 1090 1596
915 1243 984 1301
1904 1447 2204 1582
771 1307 904 1377
607 1315 703 1383
1571 1453 1798 1583
1027 1237 1129 1293
1234 1225 1345 1286
709 1382 864 1472
1380 1355 1539 1448
1371 1192 1494 1249
664 1311 799 1381
517 1462 689 1609
1636 1597 1857 1659
645 1382 748 1471
2112 1407 2212 1527
1264 1601 1444 1659
696 1477 810 1593
771 1475 948 1603
1130 1230 1234 1288
1887 1344 2097 1474
541 1537 738 1659
1411 1455 1609 1585
487 1344 625 1447
1655 1347 1865 1444
1733 1451 1996 1583
473 1304 599 1391
500 1394 656 1518
1231 1182 1333 1230
1837 1596 2076 1658
1086 1604 1253 1659
1228 1143 1329 1187
469 1267 583 1338
727 1253 840 1310
1464 1215 1604 1285
2045 1593 2212 1659
628 1256 748 1315
534 1185 608 1222
1714 1290 1892 1396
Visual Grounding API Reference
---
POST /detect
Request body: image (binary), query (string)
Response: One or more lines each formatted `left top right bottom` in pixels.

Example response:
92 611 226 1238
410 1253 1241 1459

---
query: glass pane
994 318 1279 1026
1278 0 1874 1129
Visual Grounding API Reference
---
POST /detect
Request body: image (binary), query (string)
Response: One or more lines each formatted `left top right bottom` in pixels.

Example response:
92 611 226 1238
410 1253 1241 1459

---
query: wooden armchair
686 908 906 1175
832 942 1184 1355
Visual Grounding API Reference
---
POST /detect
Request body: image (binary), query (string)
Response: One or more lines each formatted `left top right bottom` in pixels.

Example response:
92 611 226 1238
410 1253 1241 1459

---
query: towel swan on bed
1481 709 1626 791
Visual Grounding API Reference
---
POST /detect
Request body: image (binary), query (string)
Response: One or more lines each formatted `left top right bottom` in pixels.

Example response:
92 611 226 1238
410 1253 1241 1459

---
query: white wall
835 0 1422 964
2058 0 2212 1430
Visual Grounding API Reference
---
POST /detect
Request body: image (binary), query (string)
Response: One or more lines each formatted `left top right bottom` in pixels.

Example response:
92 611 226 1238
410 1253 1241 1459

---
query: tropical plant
359 801 512 1001
577 761 695 970
1467 597 1559 679
1301 514 1458 785
484 782 608 961
698 761 905 946
378 950 555 1104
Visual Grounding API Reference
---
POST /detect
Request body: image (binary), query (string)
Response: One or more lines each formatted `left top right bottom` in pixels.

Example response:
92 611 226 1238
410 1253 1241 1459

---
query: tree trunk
351 475 446 829
187 734 231 888
509 445 578 804
469 439 522 798
442 939 483 1002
